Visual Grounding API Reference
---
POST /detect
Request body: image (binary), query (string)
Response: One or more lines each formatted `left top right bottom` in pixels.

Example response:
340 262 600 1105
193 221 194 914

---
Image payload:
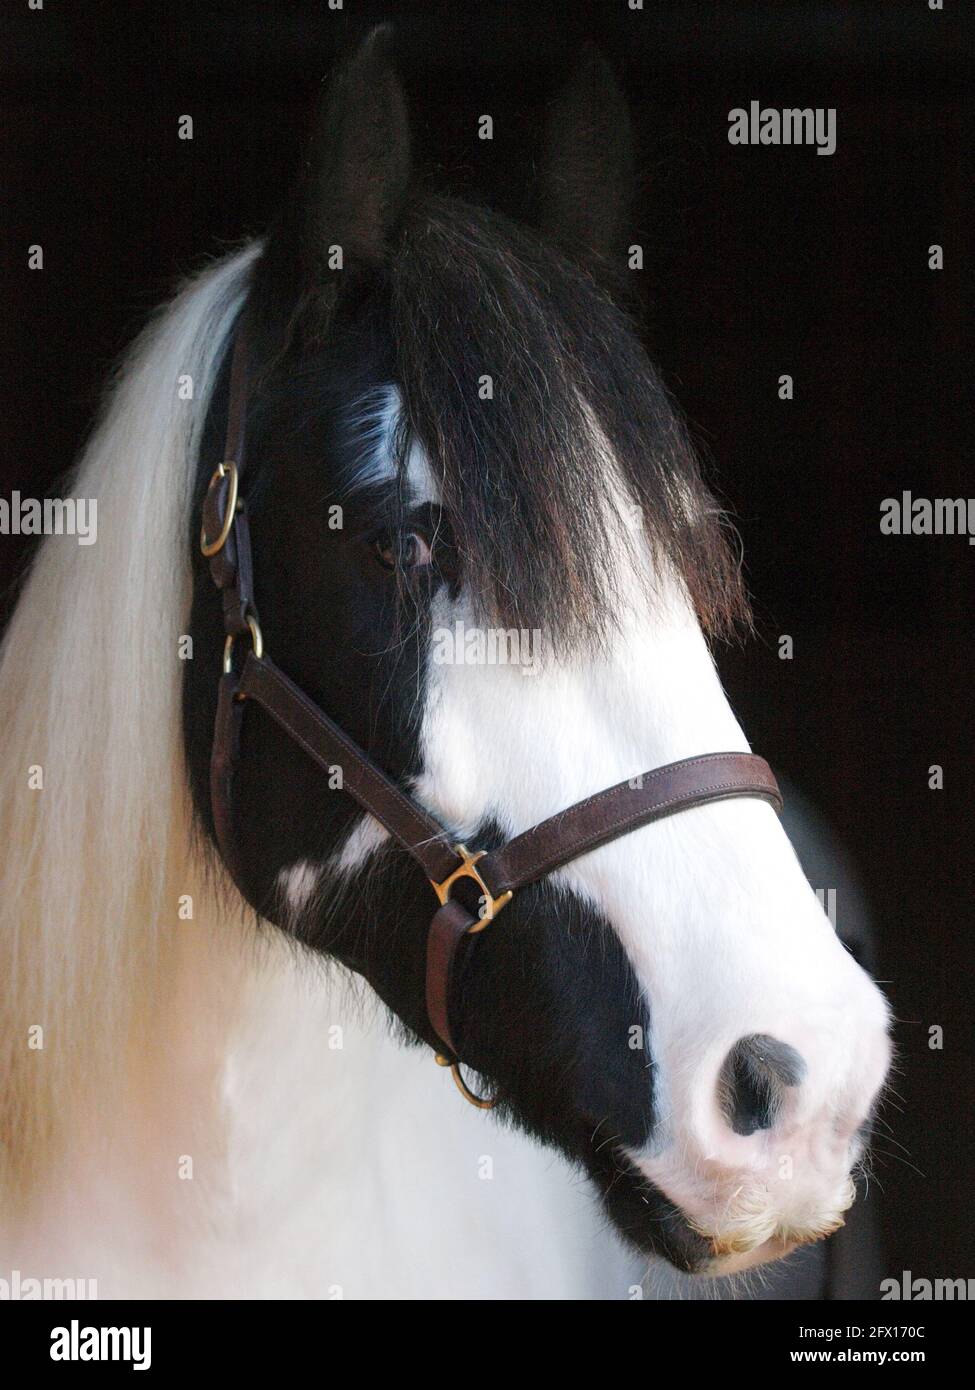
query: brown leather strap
477 753 782 897
237 651 460 884
426 900 479 1055
202 327 255 635
224 655 783 1059
223 326 249 465
423 752 782 1059
210 671 247 887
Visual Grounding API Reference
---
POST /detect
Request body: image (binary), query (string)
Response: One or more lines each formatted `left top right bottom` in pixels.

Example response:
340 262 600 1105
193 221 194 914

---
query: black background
2 1 971 1285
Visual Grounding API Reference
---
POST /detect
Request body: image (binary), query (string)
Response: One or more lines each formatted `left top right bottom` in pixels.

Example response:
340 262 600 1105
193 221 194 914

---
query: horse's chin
588 1141 839 1276
700 1234 801 1277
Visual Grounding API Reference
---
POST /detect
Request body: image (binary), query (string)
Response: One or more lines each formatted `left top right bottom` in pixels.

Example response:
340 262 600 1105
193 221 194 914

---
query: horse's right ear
252 25 412 353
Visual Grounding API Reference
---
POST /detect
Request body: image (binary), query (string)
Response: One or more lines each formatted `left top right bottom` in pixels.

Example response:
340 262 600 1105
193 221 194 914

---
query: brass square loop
430 843 513 932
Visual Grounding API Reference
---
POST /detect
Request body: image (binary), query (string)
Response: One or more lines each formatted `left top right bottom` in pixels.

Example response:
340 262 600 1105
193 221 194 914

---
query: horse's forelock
387 197 750 649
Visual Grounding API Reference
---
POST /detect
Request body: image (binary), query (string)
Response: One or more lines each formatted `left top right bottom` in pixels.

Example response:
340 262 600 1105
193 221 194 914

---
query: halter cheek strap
202 330 783 1109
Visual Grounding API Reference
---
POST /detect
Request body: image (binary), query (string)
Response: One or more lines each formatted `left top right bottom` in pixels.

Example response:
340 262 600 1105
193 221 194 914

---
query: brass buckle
430 843 513 934
200 461 239 557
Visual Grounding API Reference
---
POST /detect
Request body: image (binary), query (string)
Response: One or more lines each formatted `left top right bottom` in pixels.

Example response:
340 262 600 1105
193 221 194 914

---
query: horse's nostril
718 1033 806 1136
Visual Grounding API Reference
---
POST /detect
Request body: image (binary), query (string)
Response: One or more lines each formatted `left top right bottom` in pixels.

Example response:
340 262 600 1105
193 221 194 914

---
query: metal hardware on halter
427 844 512 1110
430 844 514 932
435 1053 496 1109
222 613 263 677
200 460 239 556
203 327 785 1118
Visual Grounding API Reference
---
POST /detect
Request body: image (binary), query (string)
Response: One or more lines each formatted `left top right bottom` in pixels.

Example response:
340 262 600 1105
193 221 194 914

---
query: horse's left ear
536 45 634 269
253 25 412 352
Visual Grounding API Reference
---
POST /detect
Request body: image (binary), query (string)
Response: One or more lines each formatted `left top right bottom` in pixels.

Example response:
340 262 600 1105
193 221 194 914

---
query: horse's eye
374 529 433 571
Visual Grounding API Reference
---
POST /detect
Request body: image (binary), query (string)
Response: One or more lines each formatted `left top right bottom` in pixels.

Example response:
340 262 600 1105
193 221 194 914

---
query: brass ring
435 1053 496 1110
222 613 264 677
200 461 239 557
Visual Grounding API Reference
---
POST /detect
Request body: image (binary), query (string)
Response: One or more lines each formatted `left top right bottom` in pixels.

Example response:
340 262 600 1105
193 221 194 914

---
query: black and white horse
0 35 890 1298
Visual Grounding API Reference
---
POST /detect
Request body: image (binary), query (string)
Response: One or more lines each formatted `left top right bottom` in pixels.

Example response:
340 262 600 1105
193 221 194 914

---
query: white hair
0 245 259 1207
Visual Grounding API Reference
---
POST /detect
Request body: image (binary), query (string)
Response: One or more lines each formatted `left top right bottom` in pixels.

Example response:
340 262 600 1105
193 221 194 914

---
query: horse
0 33 891 1299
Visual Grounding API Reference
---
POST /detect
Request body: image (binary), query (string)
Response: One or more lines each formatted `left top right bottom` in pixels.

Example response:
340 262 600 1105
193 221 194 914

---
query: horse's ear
536 46 634 270
253 25 412 351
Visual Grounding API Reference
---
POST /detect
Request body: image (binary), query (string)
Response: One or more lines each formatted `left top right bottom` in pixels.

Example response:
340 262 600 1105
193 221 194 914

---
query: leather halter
202 328 783 1108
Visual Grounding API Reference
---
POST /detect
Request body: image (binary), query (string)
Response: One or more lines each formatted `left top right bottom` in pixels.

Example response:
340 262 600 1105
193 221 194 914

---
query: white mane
0 246 259 1203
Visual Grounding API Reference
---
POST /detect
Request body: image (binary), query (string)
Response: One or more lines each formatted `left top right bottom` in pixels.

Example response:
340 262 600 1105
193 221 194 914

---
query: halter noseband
201 328 783 1109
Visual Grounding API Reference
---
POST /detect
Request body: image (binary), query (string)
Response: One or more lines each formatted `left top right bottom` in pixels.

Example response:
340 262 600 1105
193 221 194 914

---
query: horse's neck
17 909 637 1299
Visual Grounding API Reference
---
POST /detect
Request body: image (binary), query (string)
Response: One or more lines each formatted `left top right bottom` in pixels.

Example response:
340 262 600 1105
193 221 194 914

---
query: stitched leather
203 324 255 633
238 651 459 884
210 672 247 888
425 899 479 1055
477 753 782 896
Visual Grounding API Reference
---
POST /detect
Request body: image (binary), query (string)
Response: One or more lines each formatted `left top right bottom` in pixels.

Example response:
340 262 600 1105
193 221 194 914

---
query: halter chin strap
202 330 783 1109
